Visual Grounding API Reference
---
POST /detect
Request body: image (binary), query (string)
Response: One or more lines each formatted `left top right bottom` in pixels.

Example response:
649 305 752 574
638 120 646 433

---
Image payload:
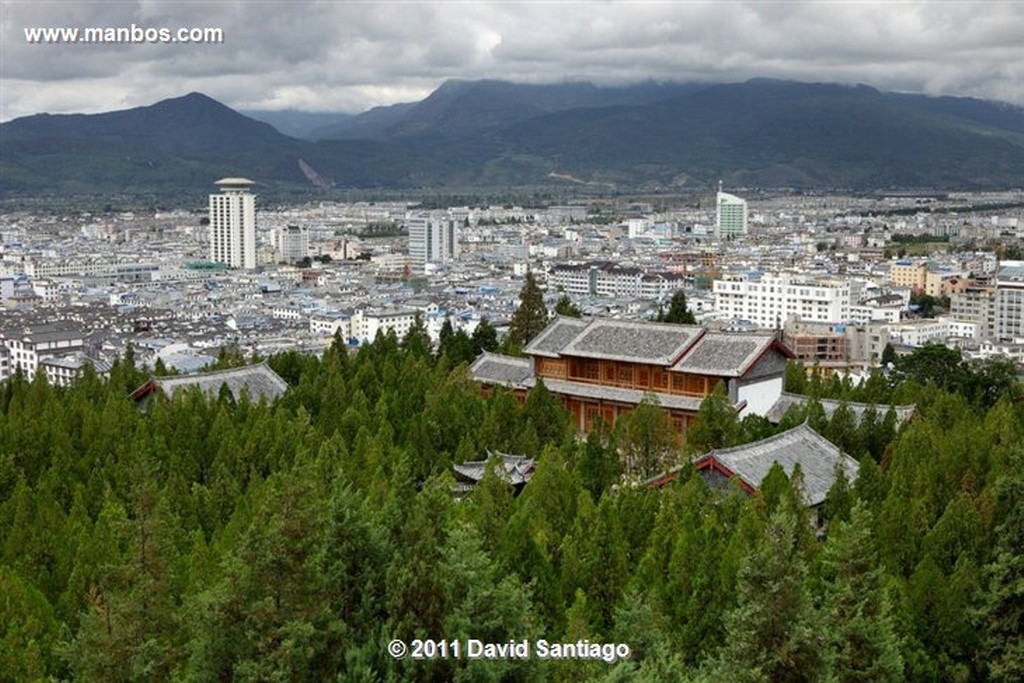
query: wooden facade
559 395 695 439
535 357 724 438
471 318 793 442
537 357 725 398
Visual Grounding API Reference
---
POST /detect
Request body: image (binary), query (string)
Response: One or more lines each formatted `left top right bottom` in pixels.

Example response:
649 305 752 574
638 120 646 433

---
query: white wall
738 376 784 417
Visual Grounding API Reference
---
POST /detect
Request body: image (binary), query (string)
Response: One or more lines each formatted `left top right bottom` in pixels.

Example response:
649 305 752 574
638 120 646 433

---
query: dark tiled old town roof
469 352 532 388
765 391 916 427
452 452 536 486
452 451 536 496
560 319 702 365
134 362 289 403
670 332 780 377
693 423 859 507
523 316 589 358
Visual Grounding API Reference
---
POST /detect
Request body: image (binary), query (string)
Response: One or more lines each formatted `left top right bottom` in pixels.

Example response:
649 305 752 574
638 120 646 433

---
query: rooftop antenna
718 179 723 194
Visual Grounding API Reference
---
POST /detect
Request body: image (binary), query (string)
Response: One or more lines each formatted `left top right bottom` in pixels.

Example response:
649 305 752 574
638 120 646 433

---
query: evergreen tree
616 394 677 480
978 449 1024 682
578 421 622 501
823 462 854 525
465 455 516 555
559 493 629 633
0 565 59 681
656 290 697 324
708 504 822 683
555 293 583 318
439 523 538 681
784 361 808 393
818 503 903 682
436 321 475 366
687 381 740 453
659 476 744 664
437 318 455 359
400 312 432 360
507 269 549 348
470 318 499 356
522 377 573 447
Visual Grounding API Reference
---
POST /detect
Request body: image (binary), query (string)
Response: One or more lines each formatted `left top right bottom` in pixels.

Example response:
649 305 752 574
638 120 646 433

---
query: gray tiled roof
470 352 532 388
765 392 916 427
560 319 701 365
535 378 706 412
998 264 1024 281
149 362 289 403
694 423 859 506
523 316 589 357
453 451 536 485
671 332 777 377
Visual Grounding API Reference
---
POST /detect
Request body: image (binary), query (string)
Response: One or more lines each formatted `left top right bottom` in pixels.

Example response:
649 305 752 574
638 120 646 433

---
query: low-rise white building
309 312 350 338
713 274 850 328
549 262 688 299
350 308 418 344
41 355 111 387
275 225 309 263
0 325 86 378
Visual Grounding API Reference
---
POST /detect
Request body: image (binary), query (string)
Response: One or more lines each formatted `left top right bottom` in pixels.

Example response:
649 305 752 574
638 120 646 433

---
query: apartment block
994 262 1024 340
713 274 850 329
889 260 927 291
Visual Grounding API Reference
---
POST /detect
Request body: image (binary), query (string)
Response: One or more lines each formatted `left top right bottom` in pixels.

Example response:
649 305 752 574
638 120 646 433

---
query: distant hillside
2 80 1023 199
309 101 419 141
476 79 1024 189
1 92 311 197
242 109 353 140
313 79 706 141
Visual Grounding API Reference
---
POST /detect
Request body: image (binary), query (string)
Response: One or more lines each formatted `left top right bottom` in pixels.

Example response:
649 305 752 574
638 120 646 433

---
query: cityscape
2 1 1024 681
3 182 1023 389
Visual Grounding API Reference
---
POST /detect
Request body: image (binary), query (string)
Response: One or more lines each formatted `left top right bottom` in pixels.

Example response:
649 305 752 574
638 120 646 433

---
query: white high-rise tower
715 181 748 239
209 177 256 269
407 212 460 267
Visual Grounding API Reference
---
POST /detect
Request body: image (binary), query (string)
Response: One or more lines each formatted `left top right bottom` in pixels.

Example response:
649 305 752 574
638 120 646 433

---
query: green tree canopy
655 291 697 325
507 269 549 348
555 293 583 318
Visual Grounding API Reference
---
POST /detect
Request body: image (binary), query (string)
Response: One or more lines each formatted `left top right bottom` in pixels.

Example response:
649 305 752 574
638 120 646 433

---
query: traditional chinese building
131 362 289 407
646 422 860 513
471 317 794 440
452 451 536 498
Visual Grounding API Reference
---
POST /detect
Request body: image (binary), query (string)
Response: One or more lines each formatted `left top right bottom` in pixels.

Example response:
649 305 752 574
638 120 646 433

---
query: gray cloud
1 0 1021 121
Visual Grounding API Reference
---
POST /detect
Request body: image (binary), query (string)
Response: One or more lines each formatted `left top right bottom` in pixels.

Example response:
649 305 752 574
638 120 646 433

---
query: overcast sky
2 1 1022 121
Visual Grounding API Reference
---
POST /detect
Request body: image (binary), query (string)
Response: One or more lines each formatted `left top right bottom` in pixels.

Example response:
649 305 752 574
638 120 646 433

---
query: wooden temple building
471 317 795 440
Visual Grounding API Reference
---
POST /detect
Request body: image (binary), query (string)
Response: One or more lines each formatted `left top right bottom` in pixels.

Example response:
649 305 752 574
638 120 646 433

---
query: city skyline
2 1 1022 122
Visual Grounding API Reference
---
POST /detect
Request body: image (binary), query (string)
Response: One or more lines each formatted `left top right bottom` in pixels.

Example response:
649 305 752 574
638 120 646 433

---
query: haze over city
2 0 1023 121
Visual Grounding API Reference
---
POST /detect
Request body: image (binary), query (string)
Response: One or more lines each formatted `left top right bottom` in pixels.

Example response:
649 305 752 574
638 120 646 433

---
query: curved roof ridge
704 421 833 460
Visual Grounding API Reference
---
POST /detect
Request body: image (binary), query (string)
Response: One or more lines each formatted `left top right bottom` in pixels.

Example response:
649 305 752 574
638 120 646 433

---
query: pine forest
1 327 1023 682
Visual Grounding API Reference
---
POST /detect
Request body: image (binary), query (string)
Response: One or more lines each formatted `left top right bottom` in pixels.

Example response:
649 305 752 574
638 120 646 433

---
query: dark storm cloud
1 0 1021 120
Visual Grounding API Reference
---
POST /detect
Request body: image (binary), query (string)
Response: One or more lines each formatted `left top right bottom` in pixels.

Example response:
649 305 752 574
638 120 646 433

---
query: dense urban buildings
2 187 1024 383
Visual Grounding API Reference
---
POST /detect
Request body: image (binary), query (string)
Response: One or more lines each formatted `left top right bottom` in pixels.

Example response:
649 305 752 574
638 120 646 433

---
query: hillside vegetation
1 328 1022 681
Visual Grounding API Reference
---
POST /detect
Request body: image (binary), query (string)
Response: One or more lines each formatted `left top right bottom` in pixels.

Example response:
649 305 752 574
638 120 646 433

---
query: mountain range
2 78 1023 200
